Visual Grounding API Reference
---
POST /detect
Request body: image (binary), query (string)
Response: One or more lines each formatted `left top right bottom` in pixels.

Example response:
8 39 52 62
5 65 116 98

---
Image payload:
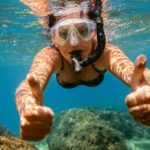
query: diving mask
50 18 96 46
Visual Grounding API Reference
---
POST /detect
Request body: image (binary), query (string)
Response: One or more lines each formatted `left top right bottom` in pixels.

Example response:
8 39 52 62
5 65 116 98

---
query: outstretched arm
15 47 61 141
19 0 51 16
101 43 150 126
16 47 61 111
102 43 150 87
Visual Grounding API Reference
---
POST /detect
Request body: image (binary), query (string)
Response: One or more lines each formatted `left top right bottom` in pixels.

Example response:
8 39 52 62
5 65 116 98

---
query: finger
21 119 52 129
20 121 51 141
141 121 150 126
21 107 54 122
21 134 45 141
21 119 52 130
27 74 43 105
129 105 150 123
21 126 51 134
131 55 147 91
125 87 150 107
21 125 51 135
128 104 150 117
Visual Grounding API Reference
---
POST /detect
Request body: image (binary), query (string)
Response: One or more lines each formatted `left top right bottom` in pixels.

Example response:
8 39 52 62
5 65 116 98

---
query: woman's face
51 12 97 63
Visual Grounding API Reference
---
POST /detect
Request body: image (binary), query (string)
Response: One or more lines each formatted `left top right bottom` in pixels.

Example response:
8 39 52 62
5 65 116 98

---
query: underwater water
0 0 150 137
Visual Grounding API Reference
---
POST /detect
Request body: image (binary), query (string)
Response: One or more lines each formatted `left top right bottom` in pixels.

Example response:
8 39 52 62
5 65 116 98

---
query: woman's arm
99 43 135 86
15 47 62 141
19 0 51 16
15 46 61 112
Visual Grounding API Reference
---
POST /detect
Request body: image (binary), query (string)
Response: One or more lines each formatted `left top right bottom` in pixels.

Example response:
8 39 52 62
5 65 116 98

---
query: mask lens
58 25 69 40
75 22 89 38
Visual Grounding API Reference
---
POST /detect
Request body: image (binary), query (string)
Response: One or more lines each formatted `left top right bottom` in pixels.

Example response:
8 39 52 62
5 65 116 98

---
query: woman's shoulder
37 46 61 57
104 42 126 55
35 46 62 63
34 46 62 71
105 42 120 51
93 42 122 69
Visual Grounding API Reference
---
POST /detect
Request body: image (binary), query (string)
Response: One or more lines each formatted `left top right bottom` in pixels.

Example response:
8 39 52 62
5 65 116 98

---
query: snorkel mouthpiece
71 51 82 73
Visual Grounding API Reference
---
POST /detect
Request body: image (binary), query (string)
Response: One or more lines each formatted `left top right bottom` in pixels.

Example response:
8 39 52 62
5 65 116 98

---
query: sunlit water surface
0 0 150 134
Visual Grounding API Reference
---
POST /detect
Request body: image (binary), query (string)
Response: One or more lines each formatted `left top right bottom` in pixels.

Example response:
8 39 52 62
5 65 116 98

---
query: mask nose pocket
70 31 79 46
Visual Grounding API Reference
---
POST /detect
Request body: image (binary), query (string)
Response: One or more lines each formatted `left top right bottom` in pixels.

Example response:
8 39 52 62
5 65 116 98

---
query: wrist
18 94 39 114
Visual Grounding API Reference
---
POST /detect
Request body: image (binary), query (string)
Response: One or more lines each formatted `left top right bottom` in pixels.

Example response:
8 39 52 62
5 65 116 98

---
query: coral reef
1 107 150 150
87 108 150 140
0 136 36 150
0 124 15 137
0 124 36 150
48 108 150 150
48 108 127 150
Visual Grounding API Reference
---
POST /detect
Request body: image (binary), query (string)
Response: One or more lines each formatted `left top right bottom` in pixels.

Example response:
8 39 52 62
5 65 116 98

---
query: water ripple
0 0 150 65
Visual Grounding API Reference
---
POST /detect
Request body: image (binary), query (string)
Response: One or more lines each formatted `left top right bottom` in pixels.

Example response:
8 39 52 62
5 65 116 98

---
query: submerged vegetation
48 108 150 150
0 125 36 150
1 108 150 149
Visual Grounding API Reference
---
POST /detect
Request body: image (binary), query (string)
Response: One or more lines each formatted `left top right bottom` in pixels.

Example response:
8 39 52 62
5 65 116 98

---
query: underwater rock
88 108 150 140
0 124 37 150
48 108 127 150
0 136 36 150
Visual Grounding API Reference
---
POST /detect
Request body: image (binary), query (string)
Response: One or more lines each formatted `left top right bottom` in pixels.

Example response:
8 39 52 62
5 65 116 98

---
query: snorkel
71 51 82 72
48 0 106 72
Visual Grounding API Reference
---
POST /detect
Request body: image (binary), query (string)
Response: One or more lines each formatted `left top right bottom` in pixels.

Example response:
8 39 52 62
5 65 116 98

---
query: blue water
0 0 150 135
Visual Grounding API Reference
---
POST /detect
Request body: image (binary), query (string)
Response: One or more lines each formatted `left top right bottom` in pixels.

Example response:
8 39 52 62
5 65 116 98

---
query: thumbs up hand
125 55 150 126
20 74 54 141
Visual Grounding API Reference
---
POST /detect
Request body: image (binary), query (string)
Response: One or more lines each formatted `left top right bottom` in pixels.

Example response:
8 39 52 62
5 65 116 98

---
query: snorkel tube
71 51 82 72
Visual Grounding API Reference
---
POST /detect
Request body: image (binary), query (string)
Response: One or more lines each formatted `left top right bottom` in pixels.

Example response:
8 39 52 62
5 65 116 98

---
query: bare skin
16 0 150 141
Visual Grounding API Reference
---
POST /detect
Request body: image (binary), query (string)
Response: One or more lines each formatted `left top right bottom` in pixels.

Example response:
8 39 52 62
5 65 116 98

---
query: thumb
131 55 147 91
27 74 43 105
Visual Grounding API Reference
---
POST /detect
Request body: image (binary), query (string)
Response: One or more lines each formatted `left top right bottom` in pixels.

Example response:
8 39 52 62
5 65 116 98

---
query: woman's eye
76 23 88 37
59 26 69 39
78 28 88 37
59 30 68 39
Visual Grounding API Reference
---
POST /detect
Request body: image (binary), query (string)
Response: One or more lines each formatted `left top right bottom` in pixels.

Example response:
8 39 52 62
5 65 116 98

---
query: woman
16 0 150 141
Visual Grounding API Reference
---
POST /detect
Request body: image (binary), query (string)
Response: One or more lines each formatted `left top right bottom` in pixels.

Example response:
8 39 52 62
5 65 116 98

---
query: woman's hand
20 104 53 141
20 74 54 141
125 55 150 126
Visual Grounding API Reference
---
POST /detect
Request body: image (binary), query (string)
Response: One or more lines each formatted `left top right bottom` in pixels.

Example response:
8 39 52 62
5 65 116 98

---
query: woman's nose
70 31 79 46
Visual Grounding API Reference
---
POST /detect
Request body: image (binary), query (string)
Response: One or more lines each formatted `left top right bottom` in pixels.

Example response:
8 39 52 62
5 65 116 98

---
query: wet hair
48 0 106 68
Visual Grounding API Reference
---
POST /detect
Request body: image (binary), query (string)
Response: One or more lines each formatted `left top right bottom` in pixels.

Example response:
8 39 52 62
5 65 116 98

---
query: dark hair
48 0 106 68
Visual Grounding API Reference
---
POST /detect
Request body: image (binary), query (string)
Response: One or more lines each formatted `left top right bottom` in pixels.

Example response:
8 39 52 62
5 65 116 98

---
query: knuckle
145 92 150 100
139 104 148 110
128 108 135 115
20 122 30 129
125 94 136 107
125 94 131 105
